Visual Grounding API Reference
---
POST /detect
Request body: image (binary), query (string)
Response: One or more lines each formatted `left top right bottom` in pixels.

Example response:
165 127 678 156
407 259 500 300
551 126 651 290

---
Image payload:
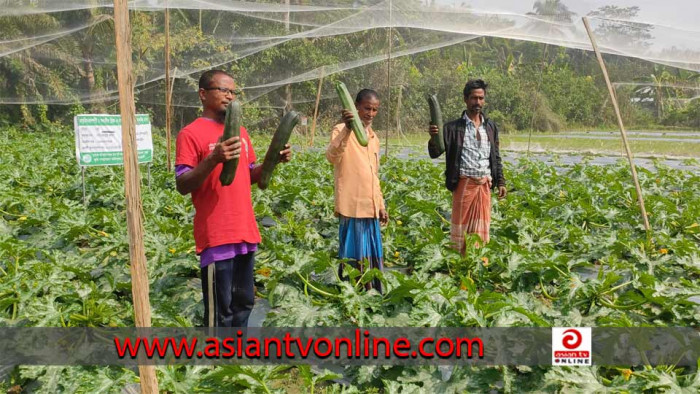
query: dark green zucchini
426 93 445 153
219 100 242 186
258 110 300 189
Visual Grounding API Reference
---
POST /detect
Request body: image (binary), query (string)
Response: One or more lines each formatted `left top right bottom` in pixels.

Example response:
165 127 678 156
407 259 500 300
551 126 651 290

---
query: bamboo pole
169 67 177 111
527 42 550 156
309 66 325 147
164 1 172 171
582 17 650 233
113 1 159 392
395 84 402 135
384 0 392 157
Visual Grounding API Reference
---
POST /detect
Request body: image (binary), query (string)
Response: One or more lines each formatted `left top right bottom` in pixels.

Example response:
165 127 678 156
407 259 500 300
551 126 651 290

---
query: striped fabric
450 176 492 253
459 114 491 178
338 216 384 292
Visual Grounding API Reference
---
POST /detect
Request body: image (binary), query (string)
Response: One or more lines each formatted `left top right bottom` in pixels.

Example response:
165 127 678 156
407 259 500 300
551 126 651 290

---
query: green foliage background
0 126 698 392
1 4 699 133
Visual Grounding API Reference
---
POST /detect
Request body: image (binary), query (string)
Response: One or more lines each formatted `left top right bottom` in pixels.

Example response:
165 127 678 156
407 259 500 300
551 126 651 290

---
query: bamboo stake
527 42 550 156
395 84 402 135
113 1 159 392
164 1 172 171
169 67 177 111
309 66 325 147
583 17 650 233
385 0 392 157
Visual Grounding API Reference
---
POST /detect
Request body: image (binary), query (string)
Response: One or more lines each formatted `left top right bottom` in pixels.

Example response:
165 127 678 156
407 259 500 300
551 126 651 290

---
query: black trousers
200 252 255 327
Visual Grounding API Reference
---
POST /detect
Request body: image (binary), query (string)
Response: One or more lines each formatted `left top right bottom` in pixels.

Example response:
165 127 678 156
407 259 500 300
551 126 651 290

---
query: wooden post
309 66 325 147
395 84 403 136
283 0 292 115
113 1 159 393
164 1 172 171
384 0 392 157
583 17 651 233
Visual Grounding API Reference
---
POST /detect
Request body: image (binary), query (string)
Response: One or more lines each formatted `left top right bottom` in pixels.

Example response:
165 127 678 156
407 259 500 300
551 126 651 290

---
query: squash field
0 127 699 392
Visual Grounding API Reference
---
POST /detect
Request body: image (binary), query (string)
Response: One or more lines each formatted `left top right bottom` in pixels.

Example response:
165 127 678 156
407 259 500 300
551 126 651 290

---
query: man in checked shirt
428 79 507 253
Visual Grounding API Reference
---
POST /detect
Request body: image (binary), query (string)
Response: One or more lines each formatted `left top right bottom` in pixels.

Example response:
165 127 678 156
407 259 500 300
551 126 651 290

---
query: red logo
562 329 582 349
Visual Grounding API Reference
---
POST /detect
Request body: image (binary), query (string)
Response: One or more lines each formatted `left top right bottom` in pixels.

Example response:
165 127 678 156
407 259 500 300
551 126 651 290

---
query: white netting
0 0 698 129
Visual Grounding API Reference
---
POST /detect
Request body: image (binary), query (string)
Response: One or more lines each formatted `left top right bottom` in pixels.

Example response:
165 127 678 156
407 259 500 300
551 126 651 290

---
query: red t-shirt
175 117 261 254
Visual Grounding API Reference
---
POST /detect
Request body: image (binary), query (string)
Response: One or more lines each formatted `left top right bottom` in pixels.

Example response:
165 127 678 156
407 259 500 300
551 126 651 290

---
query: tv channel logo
552 327 592 366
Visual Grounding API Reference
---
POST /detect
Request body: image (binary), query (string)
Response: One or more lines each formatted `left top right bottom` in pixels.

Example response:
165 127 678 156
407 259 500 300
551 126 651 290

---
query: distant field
317 130 700 158
503 133 700 158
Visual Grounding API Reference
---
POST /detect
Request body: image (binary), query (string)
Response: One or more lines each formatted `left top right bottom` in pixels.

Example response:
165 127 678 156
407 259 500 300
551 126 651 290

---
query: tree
525 0 577 39
587 6 653 49
530 0 575 22
0 11 81 124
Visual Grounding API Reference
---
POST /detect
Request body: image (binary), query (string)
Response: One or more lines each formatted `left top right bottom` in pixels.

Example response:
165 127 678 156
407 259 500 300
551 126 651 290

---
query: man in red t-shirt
175 70 292 327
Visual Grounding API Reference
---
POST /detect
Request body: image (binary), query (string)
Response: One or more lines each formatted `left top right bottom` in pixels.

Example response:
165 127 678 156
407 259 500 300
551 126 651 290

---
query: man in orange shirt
326 89 388 293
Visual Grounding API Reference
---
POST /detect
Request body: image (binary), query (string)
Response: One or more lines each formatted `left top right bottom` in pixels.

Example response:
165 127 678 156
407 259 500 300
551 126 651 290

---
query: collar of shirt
462 112 484 126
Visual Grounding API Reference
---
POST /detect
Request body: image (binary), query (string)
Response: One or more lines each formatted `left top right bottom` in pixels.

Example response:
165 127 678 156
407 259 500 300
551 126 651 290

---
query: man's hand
210 136 241 163
428 124 439 138
279 143 292 163
341 109 355 131
379 209 389 226
498 186 507 199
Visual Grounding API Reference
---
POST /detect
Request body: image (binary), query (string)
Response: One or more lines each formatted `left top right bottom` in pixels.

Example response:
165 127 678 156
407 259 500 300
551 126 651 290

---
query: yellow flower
18 216 27 221
394 251 400 258
621 369 632 381
256 268 271 277
169 248 176 254
461 277 474 290
396 220 403 226
481 256 489 267
659 248 668 254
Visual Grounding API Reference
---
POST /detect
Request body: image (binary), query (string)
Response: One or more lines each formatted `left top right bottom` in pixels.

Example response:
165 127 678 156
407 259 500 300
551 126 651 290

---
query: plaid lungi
451 176 491 253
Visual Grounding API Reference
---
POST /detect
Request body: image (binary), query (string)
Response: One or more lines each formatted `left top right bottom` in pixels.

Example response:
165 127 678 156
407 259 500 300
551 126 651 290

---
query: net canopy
1 0 698 129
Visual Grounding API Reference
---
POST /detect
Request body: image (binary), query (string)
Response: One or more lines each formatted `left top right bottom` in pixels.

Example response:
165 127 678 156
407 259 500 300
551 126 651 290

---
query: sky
436 0 700 31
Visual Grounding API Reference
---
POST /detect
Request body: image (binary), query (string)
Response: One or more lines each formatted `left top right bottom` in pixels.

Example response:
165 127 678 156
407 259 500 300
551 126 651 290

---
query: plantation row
0 127 698 391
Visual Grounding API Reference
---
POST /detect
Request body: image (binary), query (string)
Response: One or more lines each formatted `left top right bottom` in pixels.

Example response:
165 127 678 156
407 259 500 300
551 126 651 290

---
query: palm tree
525 0 576 37
0 12 81 123
56 6 114 113
530 0 575 22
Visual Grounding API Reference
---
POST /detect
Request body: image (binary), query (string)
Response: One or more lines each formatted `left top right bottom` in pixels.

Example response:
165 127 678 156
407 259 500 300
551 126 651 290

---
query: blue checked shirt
459 113 491 178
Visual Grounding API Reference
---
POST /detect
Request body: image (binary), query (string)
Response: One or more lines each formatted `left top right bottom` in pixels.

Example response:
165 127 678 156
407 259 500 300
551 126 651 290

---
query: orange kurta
326 123 385 218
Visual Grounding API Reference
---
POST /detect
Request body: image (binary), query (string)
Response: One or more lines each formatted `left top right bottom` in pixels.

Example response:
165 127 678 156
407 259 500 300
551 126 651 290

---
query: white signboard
74 114 153 166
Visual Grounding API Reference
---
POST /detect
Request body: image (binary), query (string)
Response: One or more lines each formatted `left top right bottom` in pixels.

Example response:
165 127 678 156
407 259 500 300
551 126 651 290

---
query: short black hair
463 79 488 98
199 70 233 90
355 88 379 104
